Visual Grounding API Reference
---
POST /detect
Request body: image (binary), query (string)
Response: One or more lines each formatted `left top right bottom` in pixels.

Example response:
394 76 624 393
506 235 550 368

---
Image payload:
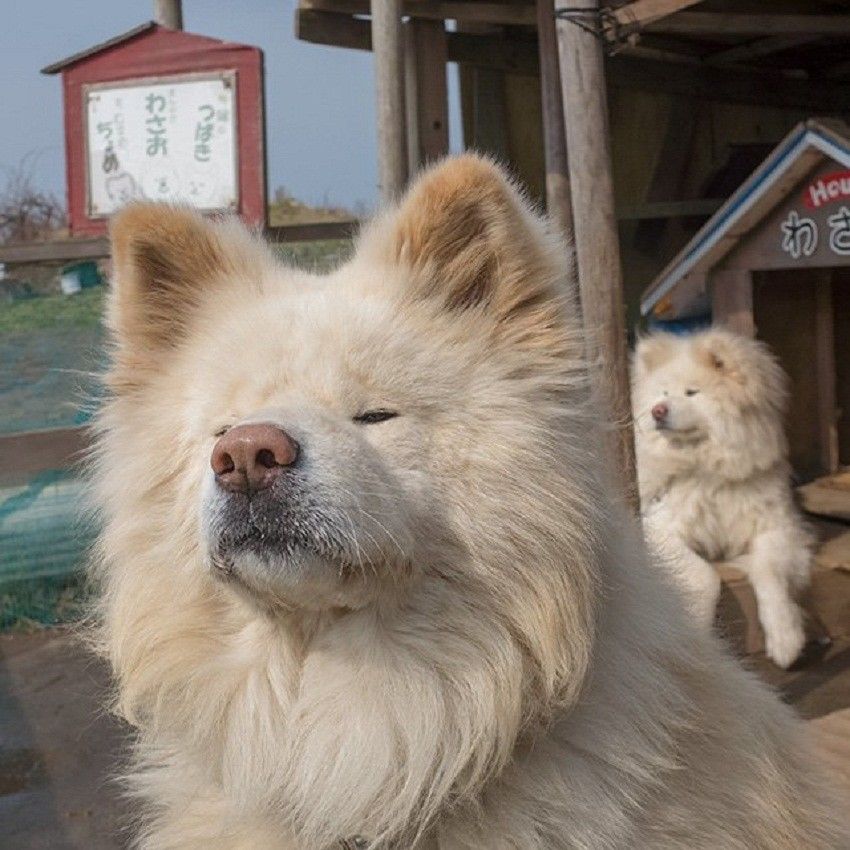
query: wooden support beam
648 12 850 37
634 97 697 252
295 8 850 112
536 0 573 244
371 0 408 201
711 269 754 337
0 221 359 265
302 0 536 26
609 54 850 114
153 0 183 29
405 20 449 173
469 68 509 158
613 0 704 30
706 34 818 66
556 0 636 505
617 198 722 220
302 0 850 37
814 272 839 476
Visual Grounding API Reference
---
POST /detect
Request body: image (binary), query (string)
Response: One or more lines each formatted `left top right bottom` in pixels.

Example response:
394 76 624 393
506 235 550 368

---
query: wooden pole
371 0 408 200
405 20 449 174
536 0 573 244
153 0 183 29
556 0 636 503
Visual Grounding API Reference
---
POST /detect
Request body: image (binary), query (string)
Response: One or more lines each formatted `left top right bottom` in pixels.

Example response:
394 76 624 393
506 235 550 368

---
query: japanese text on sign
85 74 237 216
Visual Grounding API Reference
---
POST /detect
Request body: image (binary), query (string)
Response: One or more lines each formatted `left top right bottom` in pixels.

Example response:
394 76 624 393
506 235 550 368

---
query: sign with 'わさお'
85 73 237 217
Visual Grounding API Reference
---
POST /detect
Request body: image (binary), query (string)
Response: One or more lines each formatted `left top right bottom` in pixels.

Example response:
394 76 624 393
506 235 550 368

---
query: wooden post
153 0 183 29
371 0 408 201
711 269 754 336
536 0 574 244
814 272 839 475
405 20 449 174
556 0 636 503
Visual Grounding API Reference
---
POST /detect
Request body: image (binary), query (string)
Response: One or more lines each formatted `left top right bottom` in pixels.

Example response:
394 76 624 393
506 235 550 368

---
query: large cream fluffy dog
632 329 812 669
91 157 844 849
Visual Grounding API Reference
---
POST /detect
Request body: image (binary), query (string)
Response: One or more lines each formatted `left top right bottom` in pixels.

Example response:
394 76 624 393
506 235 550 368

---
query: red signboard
43 23 266 236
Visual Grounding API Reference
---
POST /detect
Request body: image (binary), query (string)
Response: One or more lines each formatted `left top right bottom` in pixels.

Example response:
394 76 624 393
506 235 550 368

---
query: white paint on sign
780 209 818 259
85 74 238 217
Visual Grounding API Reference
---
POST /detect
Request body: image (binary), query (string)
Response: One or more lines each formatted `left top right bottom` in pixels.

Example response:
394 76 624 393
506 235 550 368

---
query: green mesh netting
0 240 351 627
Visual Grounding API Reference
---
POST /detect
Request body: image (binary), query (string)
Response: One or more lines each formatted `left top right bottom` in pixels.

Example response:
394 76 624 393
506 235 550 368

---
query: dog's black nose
211 423 299 493
651 403 669 423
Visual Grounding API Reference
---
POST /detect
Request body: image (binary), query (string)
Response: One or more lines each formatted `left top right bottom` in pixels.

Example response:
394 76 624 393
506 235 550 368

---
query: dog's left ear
109 204 260 357
359 155 570 342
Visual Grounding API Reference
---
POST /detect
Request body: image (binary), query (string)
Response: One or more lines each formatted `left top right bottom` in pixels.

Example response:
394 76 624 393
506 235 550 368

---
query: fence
0 222 355 625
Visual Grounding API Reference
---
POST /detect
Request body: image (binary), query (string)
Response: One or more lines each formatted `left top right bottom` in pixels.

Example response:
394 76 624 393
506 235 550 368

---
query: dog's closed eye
353 410 399 425
685 389 700 397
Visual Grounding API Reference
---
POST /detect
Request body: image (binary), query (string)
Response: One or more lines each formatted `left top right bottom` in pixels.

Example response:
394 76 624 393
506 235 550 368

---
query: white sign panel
85 74 238 217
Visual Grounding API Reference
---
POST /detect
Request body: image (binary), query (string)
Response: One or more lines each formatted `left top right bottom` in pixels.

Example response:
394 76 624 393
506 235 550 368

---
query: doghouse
641 120 850 517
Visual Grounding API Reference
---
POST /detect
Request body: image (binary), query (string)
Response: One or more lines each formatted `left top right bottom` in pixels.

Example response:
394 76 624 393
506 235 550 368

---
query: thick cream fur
90 158 845 848
632 329 813 668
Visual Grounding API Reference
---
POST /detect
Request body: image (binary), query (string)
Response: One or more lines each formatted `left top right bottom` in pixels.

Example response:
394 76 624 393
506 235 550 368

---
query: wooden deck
811 708 850 795
799 469 850 523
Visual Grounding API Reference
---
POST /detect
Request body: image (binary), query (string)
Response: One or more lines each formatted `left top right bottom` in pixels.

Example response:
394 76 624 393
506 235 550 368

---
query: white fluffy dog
632 328 812 668
90 159 843 848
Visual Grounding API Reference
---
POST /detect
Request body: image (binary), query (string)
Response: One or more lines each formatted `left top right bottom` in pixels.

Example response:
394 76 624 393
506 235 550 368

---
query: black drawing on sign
106 173 141 206
780 210 818 259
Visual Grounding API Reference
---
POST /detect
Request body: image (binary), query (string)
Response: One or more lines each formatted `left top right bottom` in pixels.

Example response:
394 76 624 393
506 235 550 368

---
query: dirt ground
0 628 127 850
1 628 848 850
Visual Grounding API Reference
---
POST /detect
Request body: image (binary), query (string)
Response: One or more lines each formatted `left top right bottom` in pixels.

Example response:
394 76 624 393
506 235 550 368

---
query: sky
2 0 462 212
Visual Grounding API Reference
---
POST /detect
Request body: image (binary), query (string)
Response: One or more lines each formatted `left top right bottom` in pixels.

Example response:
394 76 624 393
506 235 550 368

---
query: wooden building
294 1 850 308
642 119 850 515
294 0 850 496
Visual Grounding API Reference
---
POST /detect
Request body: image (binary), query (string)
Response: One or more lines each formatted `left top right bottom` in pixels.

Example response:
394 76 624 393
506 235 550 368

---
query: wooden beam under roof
295 8 850 113
302 1 850 39
705 34 821 66
646 12 850 36
300 0 537 27
611 0 704 30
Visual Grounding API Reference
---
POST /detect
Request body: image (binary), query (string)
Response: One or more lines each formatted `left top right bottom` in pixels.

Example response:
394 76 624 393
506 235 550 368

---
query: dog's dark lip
211 525 361 579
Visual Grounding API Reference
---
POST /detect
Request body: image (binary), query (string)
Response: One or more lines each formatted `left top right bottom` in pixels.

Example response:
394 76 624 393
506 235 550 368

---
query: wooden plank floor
811 708 850 795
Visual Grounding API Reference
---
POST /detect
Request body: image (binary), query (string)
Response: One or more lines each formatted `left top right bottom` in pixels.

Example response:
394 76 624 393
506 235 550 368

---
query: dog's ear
108 204 258 357
634 334 676 374
358 155 570 345
695 333 736 377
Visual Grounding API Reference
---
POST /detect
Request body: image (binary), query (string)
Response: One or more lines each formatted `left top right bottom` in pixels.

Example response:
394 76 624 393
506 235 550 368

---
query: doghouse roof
641 119 850 320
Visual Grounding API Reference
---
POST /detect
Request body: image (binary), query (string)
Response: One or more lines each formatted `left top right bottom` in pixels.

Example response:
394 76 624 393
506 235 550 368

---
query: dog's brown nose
651 402 669 422
211 423 299 493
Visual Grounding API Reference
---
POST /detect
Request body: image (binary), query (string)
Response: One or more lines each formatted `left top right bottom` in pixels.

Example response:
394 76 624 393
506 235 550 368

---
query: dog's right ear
108 204 256 357
634 334 676 374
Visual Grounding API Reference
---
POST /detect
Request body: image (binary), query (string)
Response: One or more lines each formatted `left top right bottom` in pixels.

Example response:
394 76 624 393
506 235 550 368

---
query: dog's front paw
764 612 806 669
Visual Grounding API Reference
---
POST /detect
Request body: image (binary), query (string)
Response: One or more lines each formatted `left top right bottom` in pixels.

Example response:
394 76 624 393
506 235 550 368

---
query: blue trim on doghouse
641 123 850 317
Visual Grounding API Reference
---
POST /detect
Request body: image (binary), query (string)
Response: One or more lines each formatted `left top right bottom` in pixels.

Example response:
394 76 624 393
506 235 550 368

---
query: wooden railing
0 220 359 265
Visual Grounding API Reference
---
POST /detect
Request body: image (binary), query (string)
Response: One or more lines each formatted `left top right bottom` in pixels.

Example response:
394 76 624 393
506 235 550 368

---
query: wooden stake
405 20 449 173
371 0 408 201
153 0 183 29
556 0 636 504
536 0 573 244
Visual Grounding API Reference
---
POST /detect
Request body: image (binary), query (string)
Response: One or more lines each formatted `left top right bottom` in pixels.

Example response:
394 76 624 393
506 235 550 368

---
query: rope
554 4 637 54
